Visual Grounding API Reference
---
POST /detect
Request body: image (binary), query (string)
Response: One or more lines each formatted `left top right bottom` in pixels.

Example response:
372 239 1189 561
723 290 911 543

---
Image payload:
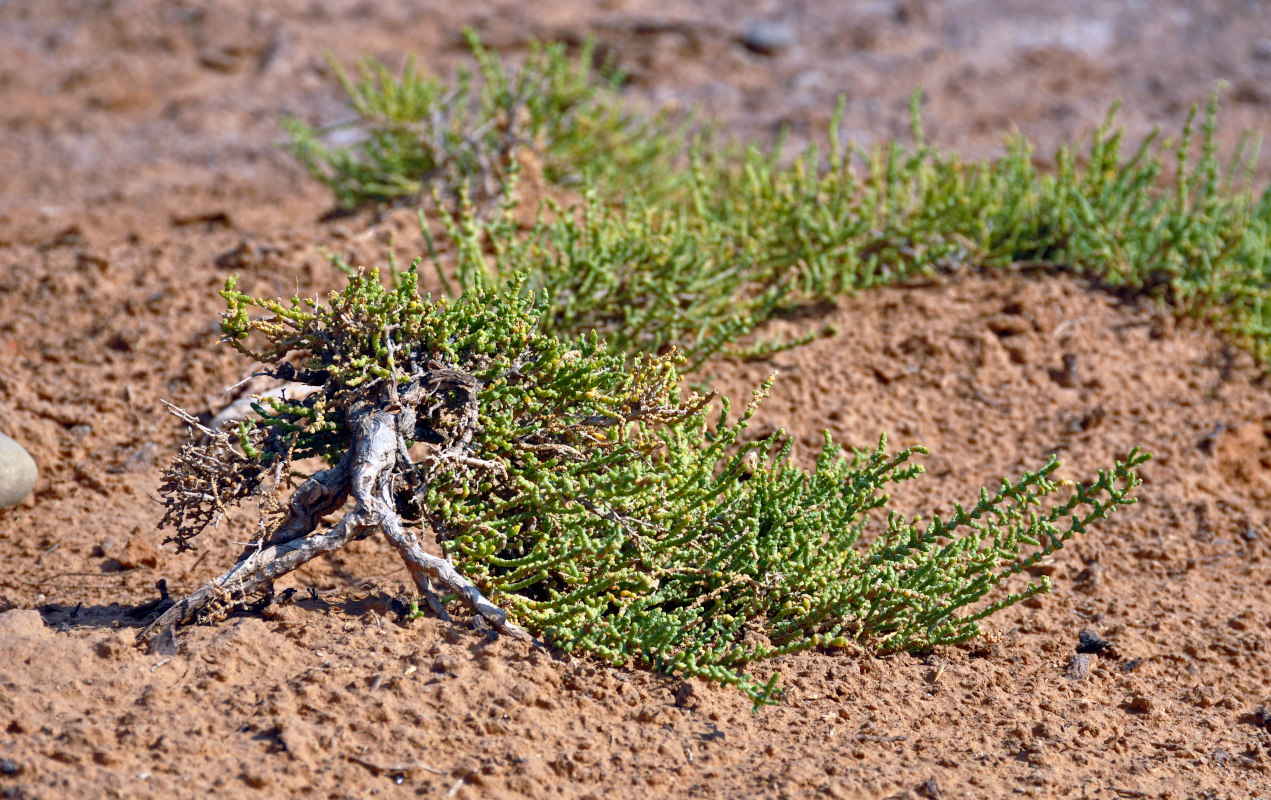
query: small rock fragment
239 767 271 789
917 776 943 799
1122 693 1155 715
509 680 539 706
1242 706 1271 730
0 432 37 508
1065 653 1095 681
1074 559 1102 593
1075 629 1112 655
0 609 48 638
741 21 795 56
674 680 700 709
1049 352 1080 388
147 627 179 656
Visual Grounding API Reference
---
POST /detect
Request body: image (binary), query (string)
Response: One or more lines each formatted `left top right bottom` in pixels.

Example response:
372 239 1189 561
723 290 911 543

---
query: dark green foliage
282 32 684 209
215 268 1146 704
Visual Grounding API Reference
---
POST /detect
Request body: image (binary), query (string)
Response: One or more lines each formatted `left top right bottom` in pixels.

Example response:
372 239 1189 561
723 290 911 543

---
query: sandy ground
3 1 1271 798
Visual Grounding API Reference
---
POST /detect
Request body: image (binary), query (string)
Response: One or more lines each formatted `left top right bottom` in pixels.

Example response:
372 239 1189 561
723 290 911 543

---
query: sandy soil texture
3 2 1271 798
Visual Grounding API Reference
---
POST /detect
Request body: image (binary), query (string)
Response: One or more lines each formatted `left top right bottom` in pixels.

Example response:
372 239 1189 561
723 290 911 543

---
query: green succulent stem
161 268 1147 706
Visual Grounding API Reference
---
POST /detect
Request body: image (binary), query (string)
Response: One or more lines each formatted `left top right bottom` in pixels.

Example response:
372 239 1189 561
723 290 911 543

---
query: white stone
0 432 37 508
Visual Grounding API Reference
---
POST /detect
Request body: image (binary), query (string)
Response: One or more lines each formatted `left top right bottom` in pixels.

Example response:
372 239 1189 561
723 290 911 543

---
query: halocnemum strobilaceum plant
144 265 1147 704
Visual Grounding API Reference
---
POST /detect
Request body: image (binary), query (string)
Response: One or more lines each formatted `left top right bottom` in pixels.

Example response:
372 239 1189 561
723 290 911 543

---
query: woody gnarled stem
139 373 523 650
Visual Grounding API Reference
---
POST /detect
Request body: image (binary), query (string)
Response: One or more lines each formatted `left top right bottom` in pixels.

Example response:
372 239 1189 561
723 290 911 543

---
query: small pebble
1122 693 1155 715
1248 706 1271 730
0 609 47 638
741 21 795 56
1065 653 1095 681
0 433 37 508
1076 629 1112 655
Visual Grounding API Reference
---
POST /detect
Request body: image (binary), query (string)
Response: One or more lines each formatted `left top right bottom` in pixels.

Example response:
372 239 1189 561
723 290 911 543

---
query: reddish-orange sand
3 2 1271 797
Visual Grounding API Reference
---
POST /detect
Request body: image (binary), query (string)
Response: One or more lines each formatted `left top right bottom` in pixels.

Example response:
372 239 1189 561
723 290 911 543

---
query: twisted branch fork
138 370 526 651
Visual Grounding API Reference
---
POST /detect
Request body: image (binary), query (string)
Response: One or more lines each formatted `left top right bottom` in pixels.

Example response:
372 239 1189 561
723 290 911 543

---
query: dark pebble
741 21 795 56
1244 706 1271 730
1076 629 1112 655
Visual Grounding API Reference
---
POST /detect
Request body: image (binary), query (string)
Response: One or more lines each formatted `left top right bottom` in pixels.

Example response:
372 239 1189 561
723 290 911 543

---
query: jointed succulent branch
282 31 684 210
391 86 1271 370
145 267 1147 705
